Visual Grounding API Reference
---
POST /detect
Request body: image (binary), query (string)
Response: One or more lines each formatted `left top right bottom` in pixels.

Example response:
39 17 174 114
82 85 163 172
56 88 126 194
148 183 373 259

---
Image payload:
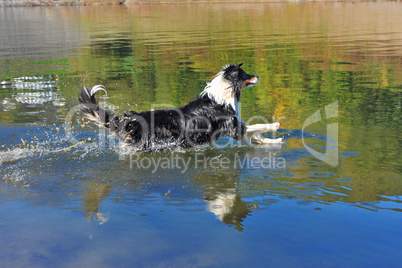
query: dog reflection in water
80 63 282 152
207 191 252 232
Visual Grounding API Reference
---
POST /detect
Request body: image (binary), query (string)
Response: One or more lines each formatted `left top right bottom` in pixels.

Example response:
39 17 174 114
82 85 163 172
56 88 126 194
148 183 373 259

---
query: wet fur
79 64 279 152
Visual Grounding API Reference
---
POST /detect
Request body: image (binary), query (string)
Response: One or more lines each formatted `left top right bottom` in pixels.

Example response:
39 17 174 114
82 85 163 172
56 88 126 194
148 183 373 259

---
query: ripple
320 188 348 197
309 171 336 178
379 195 401 202
307 181 325 187
297 200 313 205
280 194 298 200
304 160 326 166
338 151 361 157
337 178 352 183
166 199 187 206
261 198 280 205
339 186 352 191
281 172 296 178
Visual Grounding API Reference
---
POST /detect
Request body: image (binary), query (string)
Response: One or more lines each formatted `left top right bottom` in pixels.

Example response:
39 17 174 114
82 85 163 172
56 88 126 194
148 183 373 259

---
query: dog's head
201 63 259 113
221 63 259 98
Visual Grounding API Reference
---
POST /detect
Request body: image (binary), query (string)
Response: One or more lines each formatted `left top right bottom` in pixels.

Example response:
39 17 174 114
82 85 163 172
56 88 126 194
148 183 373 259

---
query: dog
79 63 282 152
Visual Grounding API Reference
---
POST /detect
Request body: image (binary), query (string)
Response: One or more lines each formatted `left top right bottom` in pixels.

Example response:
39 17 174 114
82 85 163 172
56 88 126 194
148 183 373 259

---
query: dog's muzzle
246 76 259 87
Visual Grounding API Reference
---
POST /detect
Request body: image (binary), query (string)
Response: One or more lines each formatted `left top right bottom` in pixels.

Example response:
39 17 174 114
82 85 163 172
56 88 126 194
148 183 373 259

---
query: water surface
0 3 401 267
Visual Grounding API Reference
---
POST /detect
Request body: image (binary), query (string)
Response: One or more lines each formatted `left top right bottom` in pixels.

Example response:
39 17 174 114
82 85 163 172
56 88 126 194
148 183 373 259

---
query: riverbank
1 0 398 7
0 0 125 6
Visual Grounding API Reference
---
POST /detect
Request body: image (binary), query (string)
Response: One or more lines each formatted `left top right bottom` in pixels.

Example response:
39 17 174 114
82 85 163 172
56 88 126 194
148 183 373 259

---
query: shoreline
0 0 389 7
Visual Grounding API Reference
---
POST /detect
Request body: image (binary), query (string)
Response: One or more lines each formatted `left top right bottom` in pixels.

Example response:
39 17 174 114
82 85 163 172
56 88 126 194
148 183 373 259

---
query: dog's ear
234 63 244 71
231 63 243 76
231 64 241 78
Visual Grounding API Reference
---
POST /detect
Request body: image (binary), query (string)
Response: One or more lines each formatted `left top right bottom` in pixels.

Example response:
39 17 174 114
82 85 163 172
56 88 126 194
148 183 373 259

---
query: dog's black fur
79 63 260 152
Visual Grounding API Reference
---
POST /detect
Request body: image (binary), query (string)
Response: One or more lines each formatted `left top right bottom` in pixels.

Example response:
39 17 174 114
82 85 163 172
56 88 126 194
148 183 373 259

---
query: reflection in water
194 165 252 232
0 75 65 123
0 4 402 211
0 7 84 63
0 3 401 266
82 182 111 224
207 193 250 232
9 75 63 106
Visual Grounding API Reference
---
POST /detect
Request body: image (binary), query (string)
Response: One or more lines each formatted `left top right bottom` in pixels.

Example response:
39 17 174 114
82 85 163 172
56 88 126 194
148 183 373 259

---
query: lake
0 2 401 267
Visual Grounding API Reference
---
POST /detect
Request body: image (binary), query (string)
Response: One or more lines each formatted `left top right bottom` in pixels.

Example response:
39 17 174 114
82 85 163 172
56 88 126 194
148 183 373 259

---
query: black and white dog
79 63 282 152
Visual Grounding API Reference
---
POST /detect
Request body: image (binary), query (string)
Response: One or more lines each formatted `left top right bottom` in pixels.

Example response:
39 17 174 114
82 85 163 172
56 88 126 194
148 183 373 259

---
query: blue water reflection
1 3 402 267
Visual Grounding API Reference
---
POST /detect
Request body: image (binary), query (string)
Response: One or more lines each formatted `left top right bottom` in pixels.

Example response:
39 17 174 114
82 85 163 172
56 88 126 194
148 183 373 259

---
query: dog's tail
79 85 114 130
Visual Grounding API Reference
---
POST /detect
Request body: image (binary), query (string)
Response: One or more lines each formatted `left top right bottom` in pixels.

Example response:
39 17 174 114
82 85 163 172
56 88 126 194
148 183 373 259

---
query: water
0 3 401 267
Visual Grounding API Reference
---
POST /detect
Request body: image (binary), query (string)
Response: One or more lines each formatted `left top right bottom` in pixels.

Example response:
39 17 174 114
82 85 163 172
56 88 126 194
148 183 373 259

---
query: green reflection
0 4 401 212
